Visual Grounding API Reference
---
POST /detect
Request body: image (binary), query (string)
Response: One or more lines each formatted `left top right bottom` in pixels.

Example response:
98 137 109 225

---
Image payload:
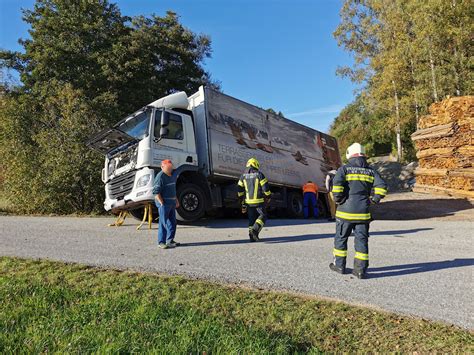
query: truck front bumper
104 167 156 212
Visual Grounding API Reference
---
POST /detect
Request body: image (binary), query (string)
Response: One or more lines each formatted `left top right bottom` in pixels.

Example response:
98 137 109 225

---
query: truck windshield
117 110 150 140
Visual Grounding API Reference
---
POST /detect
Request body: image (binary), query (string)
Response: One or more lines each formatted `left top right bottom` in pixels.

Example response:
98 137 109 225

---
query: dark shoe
158 243 169 249
168 241 181 247
352 270 366 279
249 230 258 242
327 218 336 222
329 263 345 274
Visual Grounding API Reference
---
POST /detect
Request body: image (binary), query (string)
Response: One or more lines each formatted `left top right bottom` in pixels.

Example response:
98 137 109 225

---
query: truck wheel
317 197 329 218
176 183 206 222
286 191 304 218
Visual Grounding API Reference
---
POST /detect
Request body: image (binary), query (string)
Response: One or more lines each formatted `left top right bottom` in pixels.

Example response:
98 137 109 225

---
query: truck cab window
117 110 150 140
155 112 184 140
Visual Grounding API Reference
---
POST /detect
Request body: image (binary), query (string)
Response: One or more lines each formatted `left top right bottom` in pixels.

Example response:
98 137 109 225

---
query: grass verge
0 257 472 352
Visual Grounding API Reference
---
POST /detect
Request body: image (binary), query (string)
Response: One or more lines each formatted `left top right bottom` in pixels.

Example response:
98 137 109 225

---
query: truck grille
108 170 136 200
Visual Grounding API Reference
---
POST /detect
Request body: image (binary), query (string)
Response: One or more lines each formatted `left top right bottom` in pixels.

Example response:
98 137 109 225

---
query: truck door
152 109 196 168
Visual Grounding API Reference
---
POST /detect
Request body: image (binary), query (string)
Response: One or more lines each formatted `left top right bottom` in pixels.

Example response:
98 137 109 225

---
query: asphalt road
1 215 473 329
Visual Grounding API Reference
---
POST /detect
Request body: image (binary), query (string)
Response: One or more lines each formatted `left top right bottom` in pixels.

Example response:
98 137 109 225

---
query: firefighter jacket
237 167 271 206
331 156 387 222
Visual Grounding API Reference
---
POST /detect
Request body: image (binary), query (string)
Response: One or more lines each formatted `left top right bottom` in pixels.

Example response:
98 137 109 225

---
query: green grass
0 257 472 353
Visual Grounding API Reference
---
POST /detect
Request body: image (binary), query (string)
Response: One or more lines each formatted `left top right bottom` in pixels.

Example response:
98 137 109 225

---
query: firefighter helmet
246 158 260 169
346 143 366 159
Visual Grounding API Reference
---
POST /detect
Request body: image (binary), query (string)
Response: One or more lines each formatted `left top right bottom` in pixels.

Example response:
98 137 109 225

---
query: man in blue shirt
152 159 180 249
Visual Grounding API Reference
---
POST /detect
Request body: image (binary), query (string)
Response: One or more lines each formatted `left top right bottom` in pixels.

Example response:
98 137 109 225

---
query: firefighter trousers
333 220 369 273
247 205 267 238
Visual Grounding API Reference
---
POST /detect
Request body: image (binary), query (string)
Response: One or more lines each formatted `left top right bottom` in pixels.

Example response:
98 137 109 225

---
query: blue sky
0 0 356 133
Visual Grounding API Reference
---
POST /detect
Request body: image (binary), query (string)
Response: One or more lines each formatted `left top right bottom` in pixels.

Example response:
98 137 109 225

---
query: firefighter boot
352 258 368 279
329 263 346 274
249 227 258 242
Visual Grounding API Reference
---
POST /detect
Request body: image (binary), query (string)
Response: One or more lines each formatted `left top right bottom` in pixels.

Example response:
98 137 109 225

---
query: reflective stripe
355 252 369 261
237 180 244 187
243 180 249 201
374 187 387 195
333 248 348 257
260 178 268 186
246 198 264 204
264 190 271 196
254 178 259 200
237 192 245 197
256 218 264 226
336 211 371 220
332 186 344 193
346 174 374 183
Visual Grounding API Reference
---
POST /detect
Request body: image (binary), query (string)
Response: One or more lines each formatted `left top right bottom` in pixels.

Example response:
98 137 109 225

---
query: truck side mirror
160 127 169 138
161 110 170 127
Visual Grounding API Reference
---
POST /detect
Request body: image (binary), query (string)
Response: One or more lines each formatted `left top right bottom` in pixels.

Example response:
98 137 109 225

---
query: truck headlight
136 174 151 188
108 159 116 175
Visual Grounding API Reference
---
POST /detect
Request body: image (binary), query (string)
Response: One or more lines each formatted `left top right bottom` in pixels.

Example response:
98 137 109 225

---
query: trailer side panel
204 88 341 191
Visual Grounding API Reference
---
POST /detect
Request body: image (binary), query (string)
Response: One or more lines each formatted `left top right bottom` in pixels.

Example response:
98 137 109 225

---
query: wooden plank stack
411 96 474 199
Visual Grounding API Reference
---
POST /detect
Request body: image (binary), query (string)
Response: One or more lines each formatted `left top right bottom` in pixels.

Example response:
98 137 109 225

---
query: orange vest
303 182 318 194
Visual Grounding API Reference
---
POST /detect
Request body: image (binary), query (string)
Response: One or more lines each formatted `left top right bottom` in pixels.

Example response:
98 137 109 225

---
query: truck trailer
87 86 342 222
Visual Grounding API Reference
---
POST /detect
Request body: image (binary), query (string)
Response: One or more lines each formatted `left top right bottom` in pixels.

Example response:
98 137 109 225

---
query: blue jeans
156 204 177 244
303 192 318 219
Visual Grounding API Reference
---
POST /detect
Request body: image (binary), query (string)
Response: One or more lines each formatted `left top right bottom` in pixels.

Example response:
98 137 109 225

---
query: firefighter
237 158 272 242
325 169 337 222
302 180 319 219
329 143 387 279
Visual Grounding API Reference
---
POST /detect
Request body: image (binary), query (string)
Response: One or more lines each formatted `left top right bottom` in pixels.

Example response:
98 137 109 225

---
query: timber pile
411 96 474 199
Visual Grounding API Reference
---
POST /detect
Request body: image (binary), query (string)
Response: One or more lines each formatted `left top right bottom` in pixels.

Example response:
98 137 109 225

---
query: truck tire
317 196 329 218
176 183 206 222
286 191 304 218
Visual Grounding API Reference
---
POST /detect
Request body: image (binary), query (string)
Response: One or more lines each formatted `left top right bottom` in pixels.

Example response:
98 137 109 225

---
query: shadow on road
178 228 433 247
186 218 325 229
367 258 474 278
372 198 473 220
370 228 433 236
178 233 332 247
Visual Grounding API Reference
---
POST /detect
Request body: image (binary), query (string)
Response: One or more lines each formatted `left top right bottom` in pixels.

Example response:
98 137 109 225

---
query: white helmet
346 143 366 159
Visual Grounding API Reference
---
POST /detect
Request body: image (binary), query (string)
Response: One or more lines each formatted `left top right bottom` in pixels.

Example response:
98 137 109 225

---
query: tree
0 0 218 213
332 0 472 162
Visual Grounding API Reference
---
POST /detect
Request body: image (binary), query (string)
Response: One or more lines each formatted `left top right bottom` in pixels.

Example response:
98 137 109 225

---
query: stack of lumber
411 96 474 199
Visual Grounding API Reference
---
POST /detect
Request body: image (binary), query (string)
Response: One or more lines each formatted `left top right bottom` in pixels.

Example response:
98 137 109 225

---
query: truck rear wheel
317 196 329 218
286 191 304 218
176 183 206 222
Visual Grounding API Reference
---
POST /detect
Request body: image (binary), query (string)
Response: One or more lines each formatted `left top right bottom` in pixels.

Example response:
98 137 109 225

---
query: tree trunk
409 57 420 128
392 80 403 162
428 47 439 101
453 46 462 96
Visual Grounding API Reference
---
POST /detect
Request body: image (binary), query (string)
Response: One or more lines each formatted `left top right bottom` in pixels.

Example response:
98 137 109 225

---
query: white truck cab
88 91 199 219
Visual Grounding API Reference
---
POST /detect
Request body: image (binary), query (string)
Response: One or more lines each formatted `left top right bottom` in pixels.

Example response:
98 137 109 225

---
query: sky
0 0 357 133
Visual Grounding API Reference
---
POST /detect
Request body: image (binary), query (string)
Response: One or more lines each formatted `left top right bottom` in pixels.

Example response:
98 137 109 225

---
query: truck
86 86 342 222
